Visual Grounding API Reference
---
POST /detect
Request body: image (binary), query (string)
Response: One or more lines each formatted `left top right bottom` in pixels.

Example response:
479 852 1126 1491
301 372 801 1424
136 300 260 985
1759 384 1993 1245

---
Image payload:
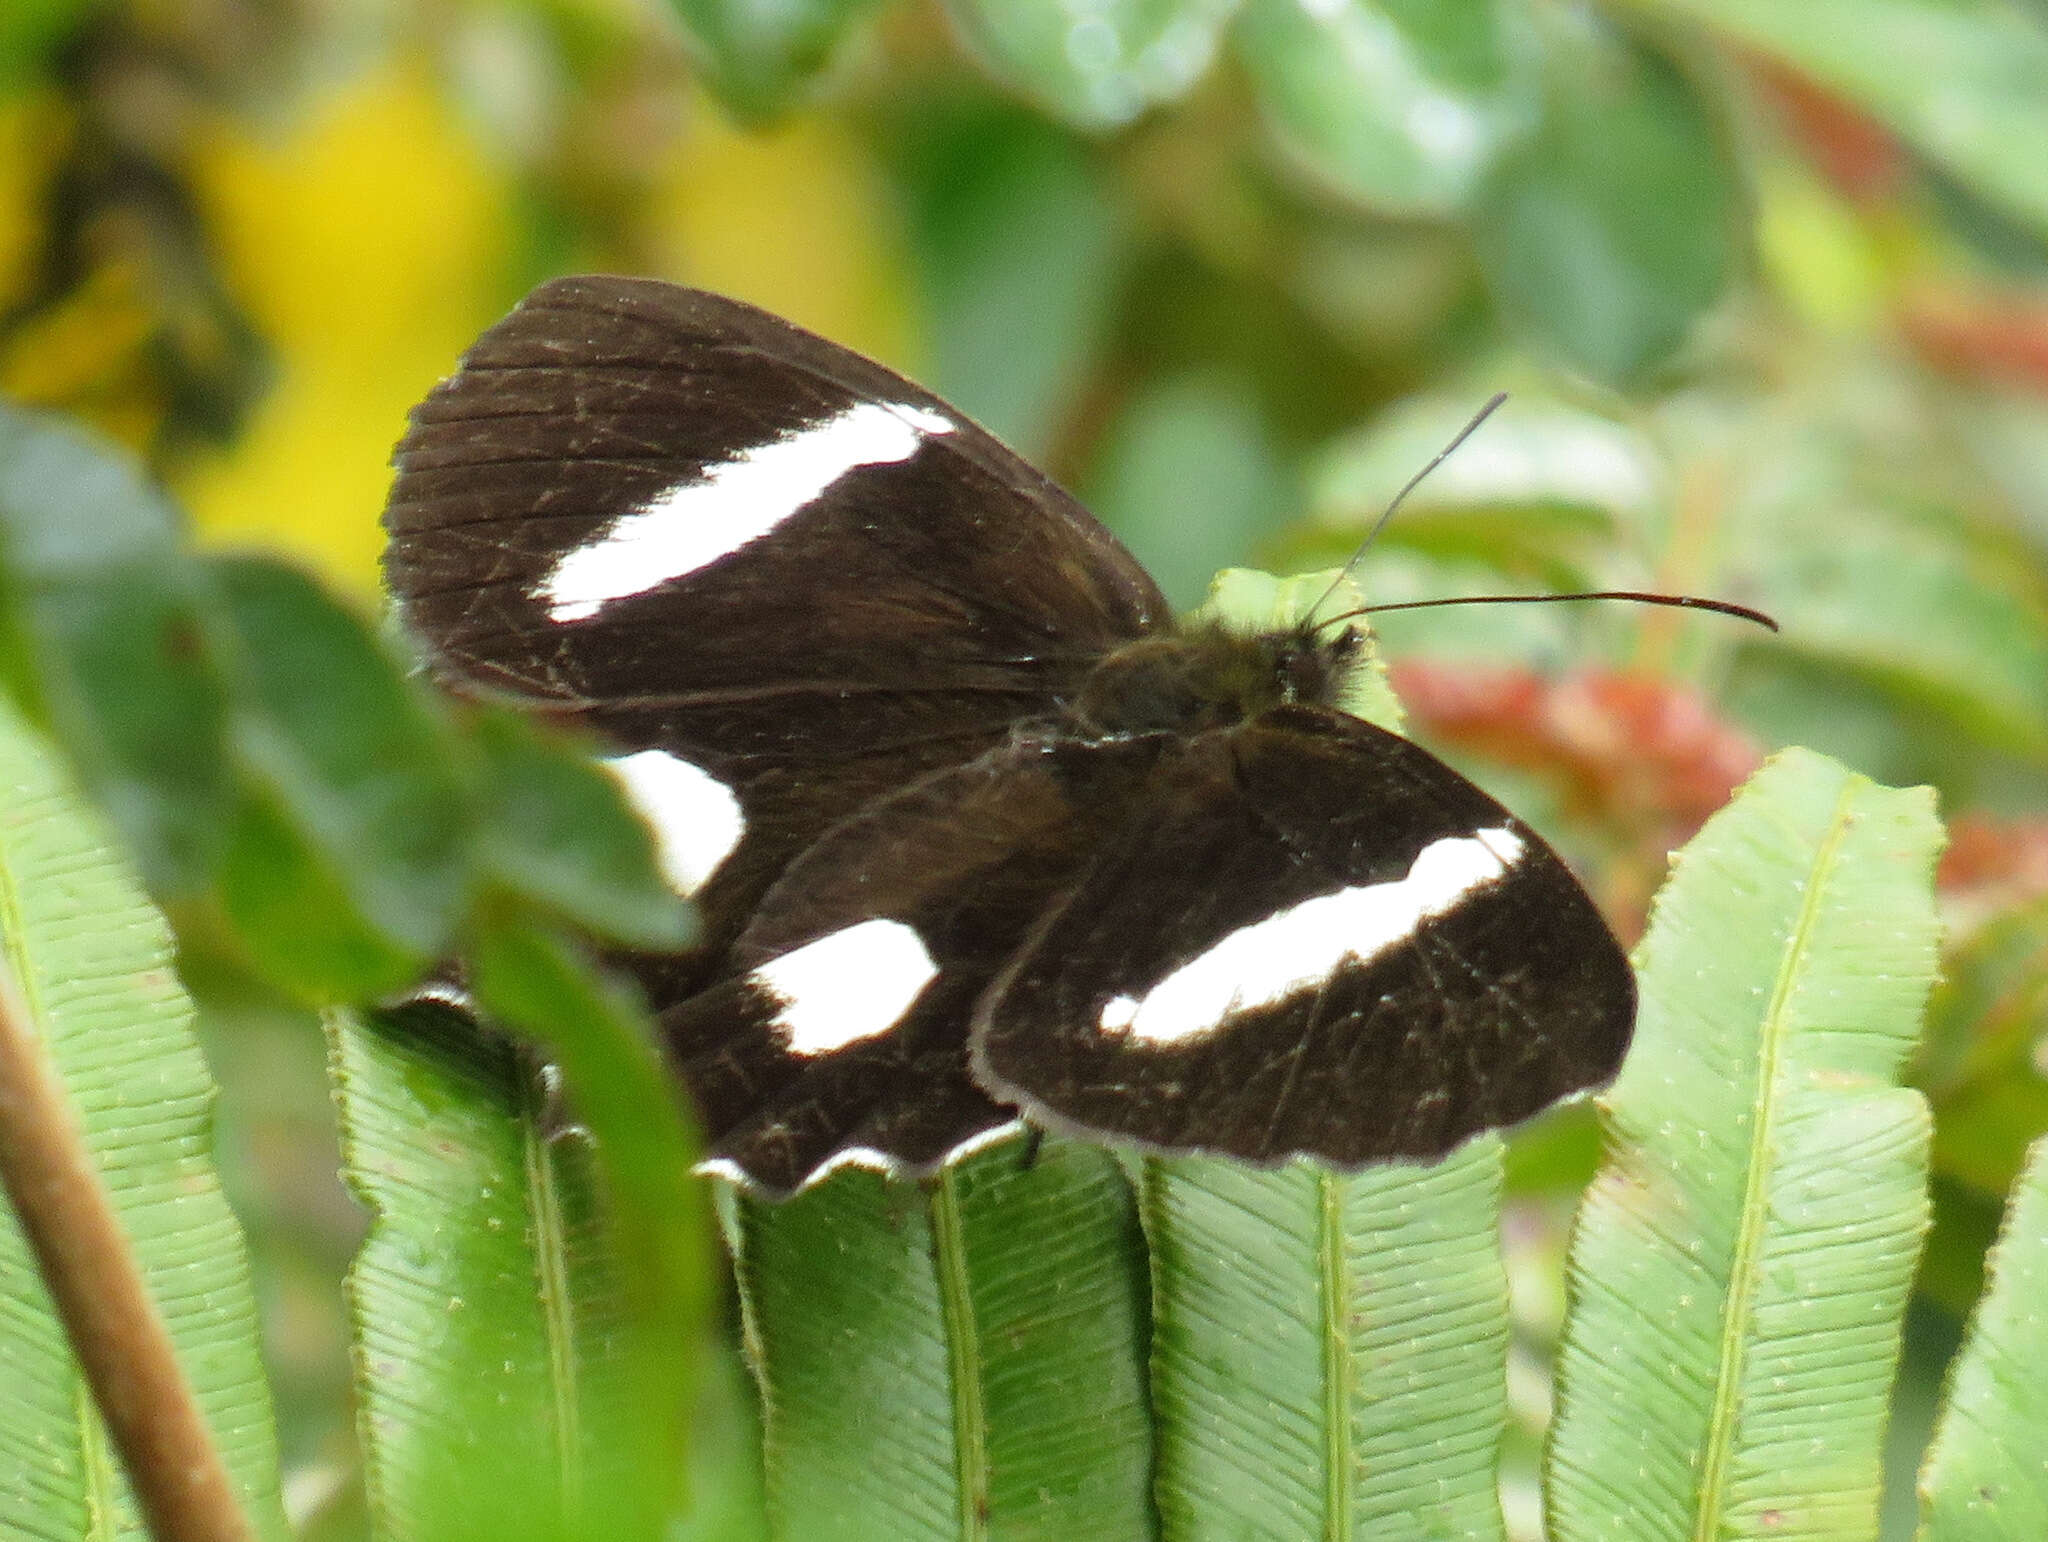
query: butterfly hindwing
970 705 1635 1165
664 734 1172 1194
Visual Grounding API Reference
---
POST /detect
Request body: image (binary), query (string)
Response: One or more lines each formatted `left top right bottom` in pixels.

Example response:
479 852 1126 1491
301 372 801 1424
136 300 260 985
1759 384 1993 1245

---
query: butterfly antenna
1327 590 1779 631
1305 392 1510 629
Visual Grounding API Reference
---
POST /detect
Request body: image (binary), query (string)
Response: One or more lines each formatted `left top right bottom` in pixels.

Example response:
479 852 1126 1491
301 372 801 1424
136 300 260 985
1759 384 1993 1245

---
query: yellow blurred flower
647 103 918 375
178 57 516 593
173 54 921 593
1754 157 1887 336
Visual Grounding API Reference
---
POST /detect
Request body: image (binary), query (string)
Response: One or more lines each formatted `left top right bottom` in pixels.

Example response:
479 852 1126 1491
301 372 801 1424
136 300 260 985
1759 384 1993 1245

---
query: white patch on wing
1099 827 1527 1046
604 749 744 895
750 918 938 1057
539 399 957 622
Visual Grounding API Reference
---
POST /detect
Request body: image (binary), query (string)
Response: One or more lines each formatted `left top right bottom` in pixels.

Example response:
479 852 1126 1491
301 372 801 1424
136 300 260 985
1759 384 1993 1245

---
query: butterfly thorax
1068 623 1364 738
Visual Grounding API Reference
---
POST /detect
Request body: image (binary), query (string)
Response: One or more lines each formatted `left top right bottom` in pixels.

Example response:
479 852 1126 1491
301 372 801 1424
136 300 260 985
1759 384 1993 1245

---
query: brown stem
0 955 254 1542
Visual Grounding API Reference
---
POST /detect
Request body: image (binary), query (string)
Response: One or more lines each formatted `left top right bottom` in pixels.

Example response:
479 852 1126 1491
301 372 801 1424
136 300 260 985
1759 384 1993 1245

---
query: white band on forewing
539 400 955 622
1097 827 1525 1046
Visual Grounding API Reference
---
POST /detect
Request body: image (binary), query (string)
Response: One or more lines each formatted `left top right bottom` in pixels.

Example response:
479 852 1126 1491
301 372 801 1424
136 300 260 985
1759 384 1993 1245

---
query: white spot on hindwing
1097 827 1527 1046
538 400 957 622
749 918 938 1057
604 750 744 895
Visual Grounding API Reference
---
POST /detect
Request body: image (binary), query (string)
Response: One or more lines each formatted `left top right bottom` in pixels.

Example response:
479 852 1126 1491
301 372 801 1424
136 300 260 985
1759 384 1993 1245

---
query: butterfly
383 274 1636 1197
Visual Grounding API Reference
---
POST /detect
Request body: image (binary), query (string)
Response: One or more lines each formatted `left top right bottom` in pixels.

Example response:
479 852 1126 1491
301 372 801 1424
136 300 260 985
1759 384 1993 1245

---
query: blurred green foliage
1 0 2046 1538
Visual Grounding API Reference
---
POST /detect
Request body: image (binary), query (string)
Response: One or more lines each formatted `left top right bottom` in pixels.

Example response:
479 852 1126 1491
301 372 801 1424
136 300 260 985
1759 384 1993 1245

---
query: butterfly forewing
385 275 1164 724
384 275 1166 972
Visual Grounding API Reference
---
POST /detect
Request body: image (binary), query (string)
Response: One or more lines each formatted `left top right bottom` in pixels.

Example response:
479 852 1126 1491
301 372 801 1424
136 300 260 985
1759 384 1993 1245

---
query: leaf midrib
1691 778 1860 1539
932 1168 990 1542
518 1057 581 1512
1318 1168 1354 1542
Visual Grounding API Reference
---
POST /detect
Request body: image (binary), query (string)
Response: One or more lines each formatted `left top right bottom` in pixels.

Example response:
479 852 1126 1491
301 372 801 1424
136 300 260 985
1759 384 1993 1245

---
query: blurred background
2 0 2045 1536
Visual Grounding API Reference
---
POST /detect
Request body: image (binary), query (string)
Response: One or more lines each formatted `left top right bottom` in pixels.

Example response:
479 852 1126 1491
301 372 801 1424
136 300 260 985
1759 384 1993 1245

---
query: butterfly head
1273 619 1367 704
1070 618 1367 738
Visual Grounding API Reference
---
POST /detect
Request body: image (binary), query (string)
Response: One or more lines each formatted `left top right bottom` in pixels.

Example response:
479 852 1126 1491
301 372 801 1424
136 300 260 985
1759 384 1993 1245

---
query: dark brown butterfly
383 275 1634 1197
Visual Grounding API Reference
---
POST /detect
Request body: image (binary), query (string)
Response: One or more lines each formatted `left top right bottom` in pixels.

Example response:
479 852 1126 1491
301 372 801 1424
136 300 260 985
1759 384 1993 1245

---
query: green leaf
15 565 233 897
1084 370 1284 610
1472 23 1740 383
664 0 886 122
942 0 1240 129
0 0 91 92
1307 389 1663 537
724 1139 1155 1539
0 405 231 893
897 103 1127 459
333 1002 665 1541
1741 509 2048 760
216 787 430 1003
468 709 695 954
0 403 183 573
1630 0 2048 239
463 917 710 1307
673 1343 770 1542
1302 388 1662 614
1700 379 2048 767
1919 1177 2008 1328
0 695 286 1541
1299 388 1685 660
1235 0 1540 216
1545 749 1943 1539
465 914 714 1524
1921 898 2048 1201
208 555 469 1000
1917 1133 2048 1539
1142 566 1509 1542
1143 1151 1512 1541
